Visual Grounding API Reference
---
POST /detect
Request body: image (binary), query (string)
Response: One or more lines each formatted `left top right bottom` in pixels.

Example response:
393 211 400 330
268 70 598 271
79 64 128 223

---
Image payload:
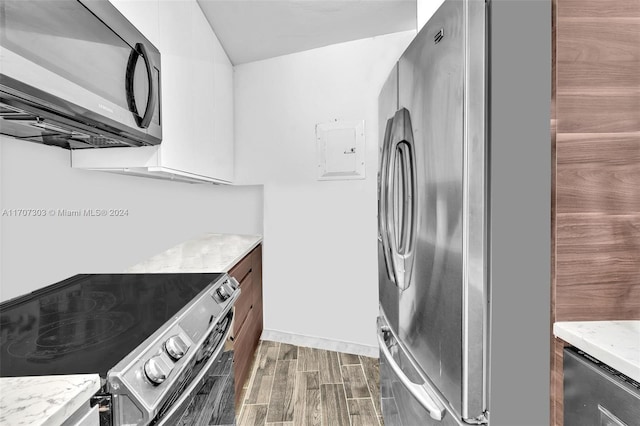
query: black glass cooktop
0 273 223 378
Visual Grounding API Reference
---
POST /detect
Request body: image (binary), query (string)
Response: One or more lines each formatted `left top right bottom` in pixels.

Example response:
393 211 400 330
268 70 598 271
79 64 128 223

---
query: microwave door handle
125 42 157 129
379 117 396 283
386 108 417 291
135 42 157 129
377 321 446 421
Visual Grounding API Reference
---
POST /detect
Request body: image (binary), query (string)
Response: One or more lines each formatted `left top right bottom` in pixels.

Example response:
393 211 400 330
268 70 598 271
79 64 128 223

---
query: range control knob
212 278 239 303
227 278 239 291
165 335 189 361
215 284 231 301
144 356 169 385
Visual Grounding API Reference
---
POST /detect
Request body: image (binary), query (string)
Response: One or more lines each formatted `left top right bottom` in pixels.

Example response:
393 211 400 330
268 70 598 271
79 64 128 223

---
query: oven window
169 351 235 426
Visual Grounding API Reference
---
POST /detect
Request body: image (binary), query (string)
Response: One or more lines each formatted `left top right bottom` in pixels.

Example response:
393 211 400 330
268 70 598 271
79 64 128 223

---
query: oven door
0 0 161 146
153 311 235 426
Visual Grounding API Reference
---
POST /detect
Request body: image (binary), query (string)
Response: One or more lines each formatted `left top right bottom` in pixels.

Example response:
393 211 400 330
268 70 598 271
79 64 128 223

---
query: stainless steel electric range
0 273 240 425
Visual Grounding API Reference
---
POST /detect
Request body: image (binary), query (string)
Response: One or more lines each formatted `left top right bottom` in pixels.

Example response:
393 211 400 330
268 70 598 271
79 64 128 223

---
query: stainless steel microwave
0 0 161 149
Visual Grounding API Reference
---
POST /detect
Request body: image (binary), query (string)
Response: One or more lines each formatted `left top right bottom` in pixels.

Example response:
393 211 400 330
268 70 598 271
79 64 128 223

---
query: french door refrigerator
377 0 551 425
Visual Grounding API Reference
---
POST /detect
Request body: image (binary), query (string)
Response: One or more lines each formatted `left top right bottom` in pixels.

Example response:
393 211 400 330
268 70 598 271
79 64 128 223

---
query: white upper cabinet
72 0 234 184
108 0 160 45
205 10 235 182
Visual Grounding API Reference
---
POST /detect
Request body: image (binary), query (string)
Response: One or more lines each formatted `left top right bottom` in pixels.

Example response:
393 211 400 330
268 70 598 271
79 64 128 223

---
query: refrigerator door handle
377 322 446 421
385 108 418 291
379 117 396 283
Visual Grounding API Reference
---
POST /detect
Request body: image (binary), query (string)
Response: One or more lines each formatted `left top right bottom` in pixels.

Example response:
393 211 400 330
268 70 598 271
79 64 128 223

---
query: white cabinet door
157 0 233 182
210 14 234 182
156 0 196 175
192 3 234 182
187 4 219 179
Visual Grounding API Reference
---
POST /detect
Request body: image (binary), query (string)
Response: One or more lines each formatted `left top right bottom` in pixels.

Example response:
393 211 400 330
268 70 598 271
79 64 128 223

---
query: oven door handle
155 309 235 426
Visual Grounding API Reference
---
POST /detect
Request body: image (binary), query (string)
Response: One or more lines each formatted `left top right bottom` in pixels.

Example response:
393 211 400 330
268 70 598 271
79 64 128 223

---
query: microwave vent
87 136 124 147
0 102 133 149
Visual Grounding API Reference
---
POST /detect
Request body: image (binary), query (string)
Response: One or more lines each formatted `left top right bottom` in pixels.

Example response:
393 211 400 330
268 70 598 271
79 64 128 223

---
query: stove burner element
7 312 135 361
38 291 118 318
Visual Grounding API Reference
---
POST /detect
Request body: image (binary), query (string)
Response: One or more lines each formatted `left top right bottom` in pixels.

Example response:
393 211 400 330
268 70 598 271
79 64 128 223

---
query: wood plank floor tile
297 346 320 371
318 349 342 384
293 371 322 426
347 398 380 426
339 352 361 365
278 343 298 360
245 341 279 404
244 345 261 389
341 365 371 399
267 360 297 423
361 355 382 416
246 372 274 406
257 341 280 375
237 385 248 416
320 384 350 426
238 404 267 426
238 342 383 426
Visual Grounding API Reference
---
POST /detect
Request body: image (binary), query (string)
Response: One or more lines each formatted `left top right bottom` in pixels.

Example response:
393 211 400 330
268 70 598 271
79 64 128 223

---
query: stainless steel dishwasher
564 347 640 426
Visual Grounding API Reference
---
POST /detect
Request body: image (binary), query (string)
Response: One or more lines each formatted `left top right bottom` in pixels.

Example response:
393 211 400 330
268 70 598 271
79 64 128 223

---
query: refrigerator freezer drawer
378 315 463 426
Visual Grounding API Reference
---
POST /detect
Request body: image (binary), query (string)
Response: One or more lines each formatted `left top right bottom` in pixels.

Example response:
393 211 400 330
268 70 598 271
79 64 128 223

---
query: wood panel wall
551 0 640 424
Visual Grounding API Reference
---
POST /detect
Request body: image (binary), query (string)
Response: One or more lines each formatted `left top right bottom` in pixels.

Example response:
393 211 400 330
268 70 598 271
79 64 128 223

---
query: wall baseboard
260 329 378 358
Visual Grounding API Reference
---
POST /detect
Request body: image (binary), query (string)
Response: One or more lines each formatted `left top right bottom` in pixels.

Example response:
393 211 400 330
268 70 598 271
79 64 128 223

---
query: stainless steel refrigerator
377 0 551 425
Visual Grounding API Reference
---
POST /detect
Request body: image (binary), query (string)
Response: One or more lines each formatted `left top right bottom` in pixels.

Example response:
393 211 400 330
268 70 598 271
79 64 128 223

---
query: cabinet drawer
229 246 260 335
233 306 261 401
251 245 262 308
233 273 255 335
229 244 263 404
229 250 253 284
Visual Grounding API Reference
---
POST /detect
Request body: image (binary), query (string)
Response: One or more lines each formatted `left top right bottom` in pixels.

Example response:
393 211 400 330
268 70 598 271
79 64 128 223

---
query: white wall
418 0 446 30
0 136 263 301
235 31 415 352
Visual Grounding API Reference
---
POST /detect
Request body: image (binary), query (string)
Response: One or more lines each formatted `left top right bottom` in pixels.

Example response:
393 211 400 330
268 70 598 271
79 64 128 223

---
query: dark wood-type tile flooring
236 340 383 426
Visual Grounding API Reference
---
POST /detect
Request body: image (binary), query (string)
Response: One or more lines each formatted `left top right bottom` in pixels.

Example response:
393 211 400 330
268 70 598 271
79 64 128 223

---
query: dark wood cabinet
228 244 263 404
551 0 640 423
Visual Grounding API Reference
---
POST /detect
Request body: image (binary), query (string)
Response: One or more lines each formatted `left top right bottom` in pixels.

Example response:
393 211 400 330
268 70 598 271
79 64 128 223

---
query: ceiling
197 0 417 65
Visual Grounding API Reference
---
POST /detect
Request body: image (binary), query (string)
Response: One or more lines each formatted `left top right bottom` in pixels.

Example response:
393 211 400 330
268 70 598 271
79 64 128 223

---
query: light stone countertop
554 320 640 382
0 374 100 426
126 233 263 273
